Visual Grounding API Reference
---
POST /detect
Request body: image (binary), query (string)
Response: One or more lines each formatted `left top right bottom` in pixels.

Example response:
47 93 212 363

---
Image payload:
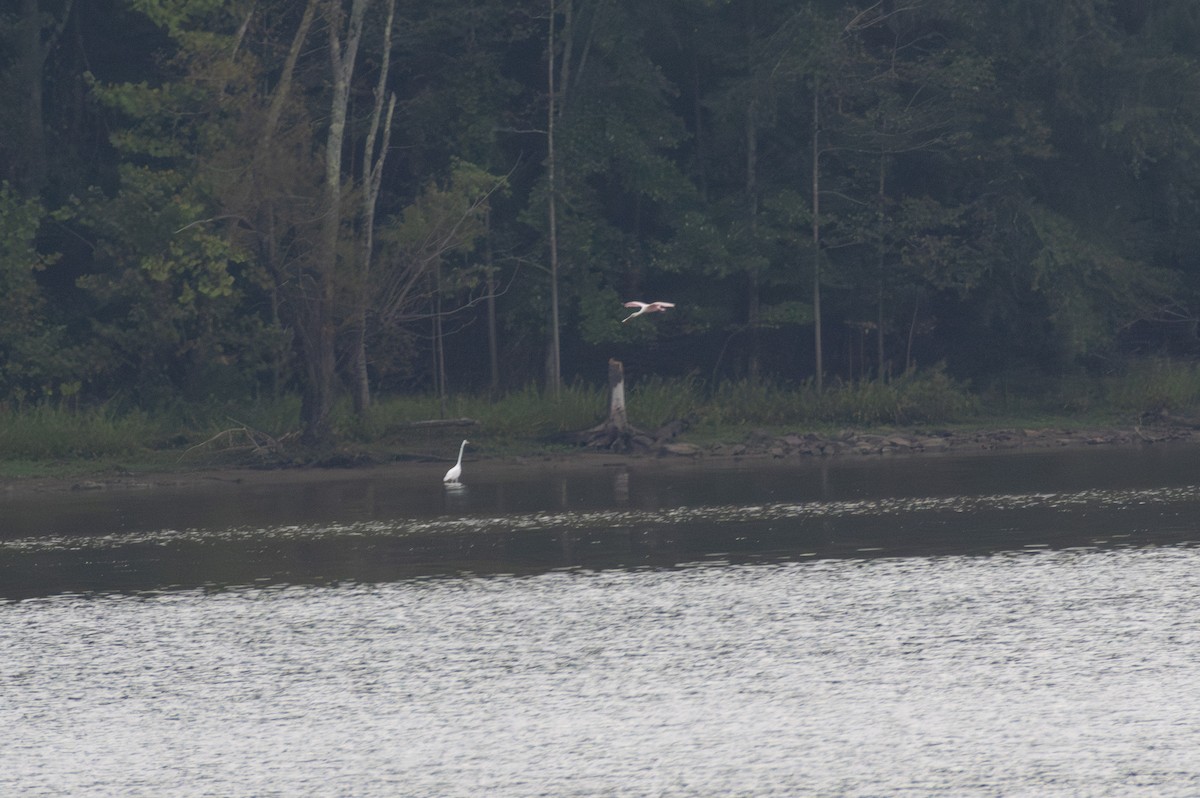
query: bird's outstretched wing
621 300 674 323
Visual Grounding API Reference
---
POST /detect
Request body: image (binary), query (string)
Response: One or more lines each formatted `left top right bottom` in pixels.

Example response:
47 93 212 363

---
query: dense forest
4 0 1200 443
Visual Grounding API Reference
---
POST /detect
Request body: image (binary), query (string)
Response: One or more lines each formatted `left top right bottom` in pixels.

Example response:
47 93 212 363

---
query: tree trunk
876 151 887 381
485 209 500 394
745 95 761 381
255 0 317 162
351 0 397 418
607 357 629 430
570 359 655 453
434 264 449 418
253 0 317 407
302 0 367 445
545 0 563 398
11 0 71 196
811 85 824 393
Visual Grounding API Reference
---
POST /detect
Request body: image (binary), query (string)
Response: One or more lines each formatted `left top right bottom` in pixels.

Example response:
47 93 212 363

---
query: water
5 445 1200 796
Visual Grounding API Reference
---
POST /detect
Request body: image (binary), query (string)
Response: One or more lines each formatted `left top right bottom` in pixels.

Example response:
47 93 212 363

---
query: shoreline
4 420 1198 498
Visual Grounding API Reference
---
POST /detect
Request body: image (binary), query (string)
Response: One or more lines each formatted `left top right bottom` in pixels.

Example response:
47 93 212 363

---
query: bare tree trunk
350 300 371 416
691 50 709 202
251 0 317 408
607 357 629 429
255 0 317 164
302 0 367 445
485 209 500 394
570 359 652 452
906 295 919 373
745 95 761 381
545 0 563 398
434 263 449 418
876 151 887 381
811 85 824 393
351 0 397 418
877 282 886 380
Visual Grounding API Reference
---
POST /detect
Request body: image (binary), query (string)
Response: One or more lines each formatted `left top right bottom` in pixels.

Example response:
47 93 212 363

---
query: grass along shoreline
3 362 1200 482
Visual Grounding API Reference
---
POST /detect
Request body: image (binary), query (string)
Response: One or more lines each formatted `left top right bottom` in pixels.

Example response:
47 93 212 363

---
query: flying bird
443 439 469 484
622 301 675 323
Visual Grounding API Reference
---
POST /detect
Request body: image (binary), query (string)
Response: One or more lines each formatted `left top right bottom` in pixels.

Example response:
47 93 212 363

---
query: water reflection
441 480 469 513
612 468 629 505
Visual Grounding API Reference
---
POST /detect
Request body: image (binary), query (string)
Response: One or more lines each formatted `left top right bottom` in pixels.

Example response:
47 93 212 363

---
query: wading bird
622 301 675 323
443 439 469 484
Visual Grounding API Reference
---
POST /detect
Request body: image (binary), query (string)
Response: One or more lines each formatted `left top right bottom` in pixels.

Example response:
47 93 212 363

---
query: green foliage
65 164 277 404
758 301 813 327
576 283 627 345
0 183 75 402
11 0 1200 422
385 159 501 281
1028 205 1181 357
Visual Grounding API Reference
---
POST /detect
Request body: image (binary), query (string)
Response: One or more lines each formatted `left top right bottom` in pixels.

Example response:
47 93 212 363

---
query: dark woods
3 0 1199 440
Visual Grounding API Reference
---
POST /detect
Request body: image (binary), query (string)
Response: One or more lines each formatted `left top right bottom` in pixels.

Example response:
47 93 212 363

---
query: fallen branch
180 419 296 460
390 417 480 430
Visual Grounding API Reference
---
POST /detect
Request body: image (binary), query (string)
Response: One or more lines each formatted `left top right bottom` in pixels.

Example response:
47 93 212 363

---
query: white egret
443 439 469 484
621 300 675 323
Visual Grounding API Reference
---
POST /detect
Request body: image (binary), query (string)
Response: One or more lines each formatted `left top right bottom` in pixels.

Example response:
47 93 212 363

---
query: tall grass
1105 358 1200 416
168 395 303 440
352 381 606 442
697 367 976 429
0 405 162 460
462 381 604 437
627 374 705 429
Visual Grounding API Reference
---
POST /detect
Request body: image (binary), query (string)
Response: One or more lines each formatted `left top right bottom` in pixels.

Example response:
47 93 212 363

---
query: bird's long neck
456 442 466 466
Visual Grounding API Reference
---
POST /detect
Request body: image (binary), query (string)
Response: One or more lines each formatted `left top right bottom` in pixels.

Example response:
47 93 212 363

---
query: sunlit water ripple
5 546 1200 797
5 482 1200 552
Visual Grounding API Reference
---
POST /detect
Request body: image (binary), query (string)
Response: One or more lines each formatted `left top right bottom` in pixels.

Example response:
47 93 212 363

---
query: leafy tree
0 183 75 403
77 1 303 406
939 0 1197 374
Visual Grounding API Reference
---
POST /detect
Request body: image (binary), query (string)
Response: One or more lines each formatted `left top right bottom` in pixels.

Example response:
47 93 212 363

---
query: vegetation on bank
6 2 1200 450
3 361 1200 479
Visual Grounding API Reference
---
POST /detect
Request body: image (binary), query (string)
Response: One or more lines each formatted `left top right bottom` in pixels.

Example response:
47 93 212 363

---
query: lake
4 445 1200 796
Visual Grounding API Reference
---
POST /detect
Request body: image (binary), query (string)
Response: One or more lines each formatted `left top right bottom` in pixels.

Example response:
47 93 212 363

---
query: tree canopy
4 0 1200 437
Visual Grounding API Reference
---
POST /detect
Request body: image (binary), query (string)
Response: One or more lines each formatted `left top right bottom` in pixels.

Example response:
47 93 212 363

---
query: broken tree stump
570 358 655 453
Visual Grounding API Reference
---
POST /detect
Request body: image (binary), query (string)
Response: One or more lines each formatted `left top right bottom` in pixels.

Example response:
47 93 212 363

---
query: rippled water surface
5 445 1200 796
